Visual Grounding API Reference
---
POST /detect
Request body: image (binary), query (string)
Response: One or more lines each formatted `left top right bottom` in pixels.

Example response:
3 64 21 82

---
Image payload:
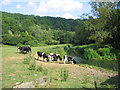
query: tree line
2 11 81 46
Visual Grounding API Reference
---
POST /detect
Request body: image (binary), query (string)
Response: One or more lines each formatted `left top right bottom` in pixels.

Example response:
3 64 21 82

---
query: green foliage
74 20 90 45
2 34 19 45
29 60 36 70
23 56 31 64
89 2 120 50
23 53 32 64
64 46 69 51
68 44 73 47
2 11 78 46
102 54 117 60
59 68 69 81
36 64 43 72
98 48 110 56
27 53 36 70
84 48 101 60
73 44 118 70
45 40 60 45
8 30 14 36
43 68 48 75
25 31 29 36
107 83 111 88
74 44 118 60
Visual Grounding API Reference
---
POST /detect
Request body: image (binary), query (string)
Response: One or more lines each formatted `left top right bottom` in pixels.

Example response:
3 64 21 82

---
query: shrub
23 57 31 64
25 40 38 46
29 58 36 70
111 54 117 60
59 68 69 81
64 46 69 51
84 48 101 60
43 68 48 75
29 63 36 70
23 54 32 64
102 55 111 60
68 44 73 48
37 64 43 72
102 54 117 60
45 40 59 45
98 48 110 56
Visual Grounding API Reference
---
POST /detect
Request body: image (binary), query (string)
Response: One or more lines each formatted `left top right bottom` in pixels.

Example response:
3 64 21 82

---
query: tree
89 2 120 48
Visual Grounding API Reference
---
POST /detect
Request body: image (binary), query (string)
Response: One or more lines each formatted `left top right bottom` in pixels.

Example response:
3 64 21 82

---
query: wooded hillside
1 11 84 46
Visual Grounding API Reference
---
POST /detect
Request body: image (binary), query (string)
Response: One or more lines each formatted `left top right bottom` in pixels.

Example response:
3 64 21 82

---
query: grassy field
2 44 118 88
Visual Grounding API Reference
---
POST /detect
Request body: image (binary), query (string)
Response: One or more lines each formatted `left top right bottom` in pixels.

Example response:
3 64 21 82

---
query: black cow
18 46 31 54
64 55 76 64
49 53 62 61
18 47 23 52
52 54 62 61
43 53 49 62
37 51 48 61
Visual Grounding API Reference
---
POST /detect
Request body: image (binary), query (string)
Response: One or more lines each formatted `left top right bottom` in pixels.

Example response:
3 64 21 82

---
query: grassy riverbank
2 44 118 88
64 44 119 71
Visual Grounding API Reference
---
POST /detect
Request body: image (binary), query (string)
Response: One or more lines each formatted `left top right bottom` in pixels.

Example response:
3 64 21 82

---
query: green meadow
2 44 118 88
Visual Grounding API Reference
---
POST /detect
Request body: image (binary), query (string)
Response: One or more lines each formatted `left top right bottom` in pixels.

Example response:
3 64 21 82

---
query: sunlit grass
2 44 118 88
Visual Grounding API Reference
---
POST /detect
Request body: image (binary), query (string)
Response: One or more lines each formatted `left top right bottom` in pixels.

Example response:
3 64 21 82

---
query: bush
98 48 110 56
37 64 43 72
111 54 117 60
68 44 73 48
29 63 36 70
59 68 69 81
23 54 32 64
64 46 69 51
102 55 111 60
25 40 38 46
43 68 48 75
45 40 59 45
2 34 19 45
84 48 101 60
23 57 31 64
29 57 36 70
17 43 26 47
102 54 117 60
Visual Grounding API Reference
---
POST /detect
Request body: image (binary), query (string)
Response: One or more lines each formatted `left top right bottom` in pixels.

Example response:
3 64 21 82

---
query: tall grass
59 68 69 81
23 53 32 64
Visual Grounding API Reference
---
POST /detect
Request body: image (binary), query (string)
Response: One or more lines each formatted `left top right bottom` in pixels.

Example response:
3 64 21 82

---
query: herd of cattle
17 46 76 64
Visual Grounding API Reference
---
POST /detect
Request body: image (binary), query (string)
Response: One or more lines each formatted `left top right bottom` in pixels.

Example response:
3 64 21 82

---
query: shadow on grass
100 75 118 87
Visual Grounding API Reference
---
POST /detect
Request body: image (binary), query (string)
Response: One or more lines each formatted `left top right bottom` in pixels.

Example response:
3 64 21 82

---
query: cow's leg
57 58 60 62
38 56 39 60
64 59 65 64
51 56 54 61
43 57 44 62
18 49 20 53
25 50 27 54
49 56 52 62
71 61 73 64
64 60 66 64
64 56 68 64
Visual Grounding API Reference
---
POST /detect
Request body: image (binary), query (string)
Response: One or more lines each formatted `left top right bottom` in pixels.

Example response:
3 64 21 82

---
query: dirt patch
3 56 25 61
35 59 117 80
